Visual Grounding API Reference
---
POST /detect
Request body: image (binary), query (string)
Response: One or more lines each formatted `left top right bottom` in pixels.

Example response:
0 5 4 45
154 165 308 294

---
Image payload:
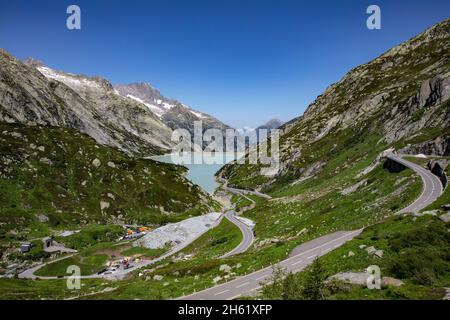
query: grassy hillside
259 215 450 300
0 123 218 257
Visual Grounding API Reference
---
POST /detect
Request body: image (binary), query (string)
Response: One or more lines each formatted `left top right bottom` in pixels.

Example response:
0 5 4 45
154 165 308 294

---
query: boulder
39 157 52 165
100 201 110 211
381 277 404 287
107 161 116 168
219 264 232 273
92 158 101 167
329 272 368 286
439 212 450 223
366 246 376 255
373 250 384 258
366 246 383 258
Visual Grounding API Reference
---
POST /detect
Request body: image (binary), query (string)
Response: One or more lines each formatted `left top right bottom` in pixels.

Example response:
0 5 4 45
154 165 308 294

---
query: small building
42 237 53 248
20 242 32 253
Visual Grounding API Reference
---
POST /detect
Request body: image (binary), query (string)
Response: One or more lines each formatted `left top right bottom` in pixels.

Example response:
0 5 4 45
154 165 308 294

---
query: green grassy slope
259 215 450 300
0 123 217 256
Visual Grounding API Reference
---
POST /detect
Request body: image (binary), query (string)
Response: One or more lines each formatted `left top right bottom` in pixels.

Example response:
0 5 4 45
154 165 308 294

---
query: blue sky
0 1 449 128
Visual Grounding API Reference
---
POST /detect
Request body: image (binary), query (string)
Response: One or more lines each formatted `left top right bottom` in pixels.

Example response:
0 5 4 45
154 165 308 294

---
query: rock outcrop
114 82 232 150
427 159 449 188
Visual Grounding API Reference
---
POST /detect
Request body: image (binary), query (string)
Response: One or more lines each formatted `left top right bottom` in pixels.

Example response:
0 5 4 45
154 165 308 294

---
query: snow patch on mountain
37 66 101 89
126 94 165 118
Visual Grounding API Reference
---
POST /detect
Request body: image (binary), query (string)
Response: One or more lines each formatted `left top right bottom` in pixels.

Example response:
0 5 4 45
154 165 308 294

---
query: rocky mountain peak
23 57 45 68
257 118 284 130
114 82 171 105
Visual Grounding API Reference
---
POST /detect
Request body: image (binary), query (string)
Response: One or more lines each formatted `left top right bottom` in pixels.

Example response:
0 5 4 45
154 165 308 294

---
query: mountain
256 118 284 131
114 82 178 118
0 50 174 156
221 18 450 190
114 82 231 149
255 118 284 141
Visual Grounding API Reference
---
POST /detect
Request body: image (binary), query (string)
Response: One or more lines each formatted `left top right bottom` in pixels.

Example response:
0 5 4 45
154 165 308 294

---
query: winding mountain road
179 229 363 300
19 154 444 294
221 211 254 258
387 154 443 214
179 153 445 300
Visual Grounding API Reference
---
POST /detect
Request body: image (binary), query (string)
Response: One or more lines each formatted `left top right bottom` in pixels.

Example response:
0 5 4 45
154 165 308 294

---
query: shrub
388 248 448 285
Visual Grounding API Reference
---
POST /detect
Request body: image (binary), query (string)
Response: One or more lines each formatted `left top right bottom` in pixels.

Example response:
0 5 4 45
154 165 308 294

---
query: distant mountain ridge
0 50 173 156
0 50 233 155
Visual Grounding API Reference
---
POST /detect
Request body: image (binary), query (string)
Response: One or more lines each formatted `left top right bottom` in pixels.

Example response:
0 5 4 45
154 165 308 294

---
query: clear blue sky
1 1 449 128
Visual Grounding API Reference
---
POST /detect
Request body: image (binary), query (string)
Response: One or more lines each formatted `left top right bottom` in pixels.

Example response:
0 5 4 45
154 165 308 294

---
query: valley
0 17 449 301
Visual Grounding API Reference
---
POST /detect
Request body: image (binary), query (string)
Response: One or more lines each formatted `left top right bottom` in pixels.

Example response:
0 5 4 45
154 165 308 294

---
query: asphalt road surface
387 154 443 214
221 211 254 258
179 229 362 300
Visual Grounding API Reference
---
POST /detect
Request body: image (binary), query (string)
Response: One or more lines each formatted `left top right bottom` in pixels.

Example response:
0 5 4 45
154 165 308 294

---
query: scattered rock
107 161 116 168
439 212 450 223
443 288 450 300
442 204 450 211
153 275 163 281
92 158 101 167
419 210 439 216
382 277 404 287
373 250 384 258
36 214 49 222
219 264 232 273
366 246 376 255
359 244 367 249
39 157 52 165
348 251 355 257
100 201 110 211
329 272 368 286
213 276 223 283
341 179 368 195
366 246 383 258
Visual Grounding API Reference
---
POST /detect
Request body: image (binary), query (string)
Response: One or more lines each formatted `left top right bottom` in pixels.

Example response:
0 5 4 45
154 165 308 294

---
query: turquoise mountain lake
150 152 243 194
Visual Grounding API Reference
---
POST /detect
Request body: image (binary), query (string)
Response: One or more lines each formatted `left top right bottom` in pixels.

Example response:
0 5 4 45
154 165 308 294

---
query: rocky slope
114 82 231 149
114 82 178 118
255 118 284 141
0 50 173 156
221 18 450 189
